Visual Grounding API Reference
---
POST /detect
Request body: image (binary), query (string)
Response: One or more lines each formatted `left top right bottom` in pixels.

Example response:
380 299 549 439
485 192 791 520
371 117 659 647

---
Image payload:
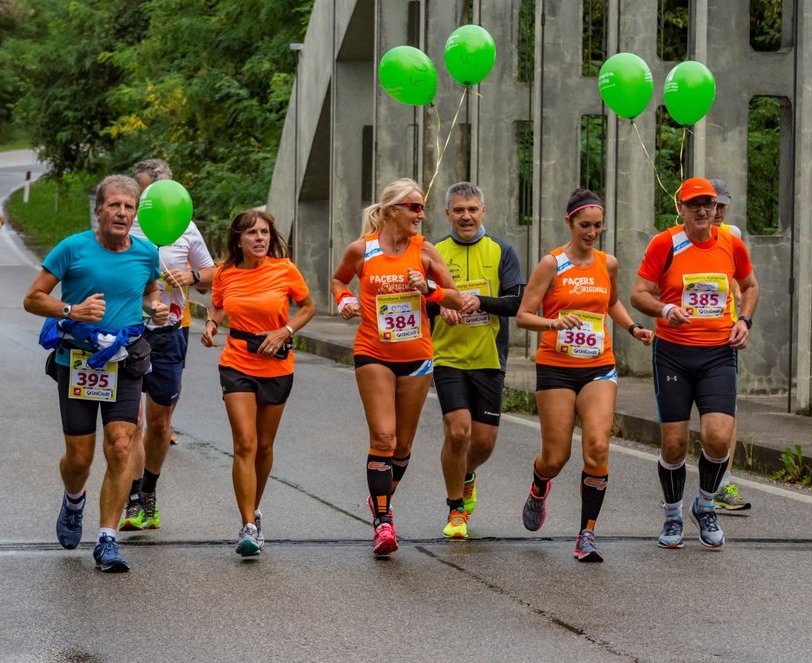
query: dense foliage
1 0 313 227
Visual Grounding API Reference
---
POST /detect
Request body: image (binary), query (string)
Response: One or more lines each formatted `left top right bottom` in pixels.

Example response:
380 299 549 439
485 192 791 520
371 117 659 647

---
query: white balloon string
424 88 468 203
630 120 676 214
160 255 186 307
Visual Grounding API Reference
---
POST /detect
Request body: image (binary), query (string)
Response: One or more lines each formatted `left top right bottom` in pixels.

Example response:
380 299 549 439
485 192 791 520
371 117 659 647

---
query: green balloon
378 46 437 106
598 53 653 119
663 61 716 126
138 180 193 246
444 24 496 87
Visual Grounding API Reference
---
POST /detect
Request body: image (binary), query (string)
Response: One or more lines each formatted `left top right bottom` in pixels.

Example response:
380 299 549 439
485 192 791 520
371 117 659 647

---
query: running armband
424 286 445 303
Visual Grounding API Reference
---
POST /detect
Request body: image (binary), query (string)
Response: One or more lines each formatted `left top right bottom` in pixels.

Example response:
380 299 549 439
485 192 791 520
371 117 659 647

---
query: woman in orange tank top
331 178 460 556
516 189 653 562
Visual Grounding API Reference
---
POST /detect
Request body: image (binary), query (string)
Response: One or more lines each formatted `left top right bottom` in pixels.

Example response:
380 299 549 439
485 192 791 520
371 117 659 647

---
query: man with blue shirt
23 174 169 573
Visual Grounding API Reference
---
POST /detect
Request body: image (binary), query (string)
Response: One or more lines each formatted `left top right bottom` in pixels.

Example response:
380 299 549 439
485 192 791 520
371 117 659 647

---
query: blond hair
361 178 423 236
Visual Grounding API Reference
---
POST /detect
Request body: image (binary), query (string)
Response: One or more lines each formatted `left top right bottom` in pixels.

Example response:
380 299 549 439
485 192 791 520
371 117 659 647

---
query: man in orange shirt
631 178 759 550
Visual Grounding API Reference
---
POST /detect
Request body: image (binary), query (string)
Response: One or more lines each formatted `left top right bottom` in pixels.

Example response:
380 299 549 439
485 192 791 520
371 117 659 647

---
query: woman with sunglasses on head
331 178 461 556
202 210 315 557
516 188 653 562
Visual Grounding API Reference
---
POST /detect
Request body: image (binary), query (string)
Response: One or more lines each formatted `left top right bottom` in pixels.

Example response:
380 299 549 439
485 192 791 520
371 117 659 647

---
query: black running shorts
652 337 737 422
535 364 618 394
433 366 505 426
218 365 293 406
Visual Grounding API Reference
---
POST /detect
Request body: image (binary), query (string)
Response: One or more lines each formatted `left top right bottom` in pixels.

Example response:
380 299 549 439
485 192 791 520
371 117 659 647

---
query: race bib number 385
681 273 728 317
376 291 422 342
68 349 118 402
555 310 605 359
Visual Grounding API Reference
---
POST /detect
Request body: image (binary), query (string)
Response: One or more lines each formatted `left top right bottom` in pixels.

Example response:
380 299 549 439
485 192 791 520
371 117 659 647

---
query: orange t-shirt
353 233 433 362
536 248 615 368
637 225 752 346
212 257 309 377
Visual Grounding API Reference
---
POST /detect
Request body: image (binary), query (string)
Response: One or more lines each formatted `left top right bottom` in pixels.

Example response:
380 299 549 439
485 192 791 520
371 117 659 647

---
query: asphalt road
2 153 812 661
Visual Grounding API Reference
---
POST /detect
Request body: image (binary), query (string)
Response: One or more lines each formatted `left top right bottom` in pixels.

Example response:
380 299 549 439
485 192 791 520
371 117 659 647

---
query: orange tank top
654 225 738 346
535 247 615 368
353 233 433 362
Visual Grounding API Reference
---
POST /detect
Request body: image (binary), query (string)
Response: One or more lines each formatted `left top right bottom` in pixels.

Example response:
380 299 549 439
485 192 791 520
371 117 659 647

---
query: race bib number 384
68 349 118 402
376 291 422 342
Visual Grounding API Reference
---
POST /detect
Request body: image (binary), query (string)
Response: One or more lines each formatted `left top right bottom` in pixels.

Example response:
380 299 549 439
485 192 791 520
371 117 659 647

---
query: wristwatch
739 315 753 329
285 324 295 337
62 303 72 319
191 270 201 285
425 279 438 295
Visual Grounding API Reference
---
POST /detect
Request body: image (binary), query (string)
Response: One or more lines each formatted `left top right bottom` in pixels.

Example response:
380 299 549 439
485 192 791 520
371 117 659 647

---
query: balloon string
630 120 676 212
424 88 468 203
159 255 186 307
431 103 441 183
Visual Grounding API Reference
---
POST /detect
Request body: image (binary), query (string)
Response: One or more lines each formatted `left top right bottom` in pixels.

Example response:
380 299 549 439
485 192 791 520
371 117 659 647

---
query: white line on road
0 228 40 270
430 393 812 506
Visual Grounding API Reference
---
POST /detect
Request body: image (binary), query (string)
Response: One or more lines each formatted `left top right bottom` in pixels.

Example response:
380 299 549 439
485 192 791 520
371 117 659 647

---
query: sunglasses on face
394 202 425 213
683 200 716 212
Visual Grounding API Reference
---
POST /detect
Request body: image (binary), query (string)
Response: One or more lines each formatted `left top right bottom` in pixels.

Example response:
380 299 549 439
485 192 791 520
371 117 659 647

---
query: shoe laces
143 493 157 515
577 530 597 550
97 536 118 554
375 522 394 538
724 483 741 497
662 518 682 536
697 508 720 532
448 508 468 526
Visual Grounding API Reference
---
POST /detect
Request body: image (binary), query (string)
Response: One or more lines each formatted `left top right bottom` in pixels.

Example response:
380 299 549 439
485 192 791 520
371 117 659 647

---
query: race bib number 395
376 291 422 342
68 349 118 402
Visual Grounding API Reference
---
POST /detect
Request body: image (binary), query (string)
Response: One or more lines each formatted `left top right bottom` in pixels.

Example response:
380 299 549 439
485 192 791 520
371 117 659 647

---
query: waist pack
121 336 152 378
229 328 292 359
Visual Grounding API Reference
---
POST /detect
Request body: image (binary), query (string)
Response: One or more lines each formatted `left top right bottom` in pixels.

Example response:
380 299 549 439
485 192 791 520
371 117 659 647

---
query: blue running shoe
690 497 725 549
93 535 130 573
236 524 261 557
56 493 85 549
657 516 684 549
573 529 604 563
522 481 552 532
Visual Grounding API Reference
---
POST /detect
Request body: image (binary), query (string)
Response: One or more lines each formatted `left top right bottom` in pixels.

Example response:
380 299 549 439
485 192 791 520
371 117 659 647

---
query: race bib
68 349 118 402
681 273 728 317
555 310 605 359
376 291 422 342
457 278 491 327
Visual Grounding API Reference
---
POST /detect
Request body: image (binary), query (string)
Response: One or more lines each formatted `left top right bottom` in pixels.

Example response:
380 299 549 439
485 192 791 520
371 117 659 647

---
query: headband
566 199 604 219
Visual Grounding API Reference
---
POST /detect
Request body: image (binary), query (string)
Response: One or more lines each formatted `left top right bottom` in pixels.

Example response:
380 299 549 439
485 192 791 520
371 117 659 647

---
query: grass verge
5 175 96 257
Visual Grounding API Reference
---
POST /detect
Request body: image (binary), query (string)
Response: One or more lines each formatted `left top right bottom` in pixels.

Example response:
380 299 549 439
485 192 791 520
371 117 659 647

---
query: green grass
5 175 97 256
0 136 31 151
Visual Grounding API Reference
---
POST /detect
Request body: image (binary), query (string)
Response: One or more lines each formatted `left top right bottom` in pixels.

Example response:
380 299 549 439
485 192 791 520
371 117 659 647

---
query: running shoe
713 483 751 511
522 481 552 531
443 507 469 539
367 495 396 538
255 510 265 550
463 473 478 515
657 516 684 549
573 529 604 563
690 497 725 549
372 521 398 556
93 535 130 573
119 500 145 531
142 492 160 530
56 493 84 550
236 524 261 557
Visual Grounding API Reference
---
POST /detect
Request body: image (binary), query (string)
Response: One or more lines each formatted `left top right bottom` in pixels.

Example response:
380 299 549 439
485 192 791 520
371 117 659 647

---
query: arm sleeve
476 242 525 317
477 284 524 317
211 267 224 308
287 262 310 302
41 237 73 281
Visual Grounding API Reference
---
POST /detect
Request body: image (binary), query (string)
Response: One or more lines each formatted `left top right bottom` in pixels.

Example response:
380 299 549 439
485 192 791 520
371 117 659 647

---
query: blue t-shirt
43 230 160 364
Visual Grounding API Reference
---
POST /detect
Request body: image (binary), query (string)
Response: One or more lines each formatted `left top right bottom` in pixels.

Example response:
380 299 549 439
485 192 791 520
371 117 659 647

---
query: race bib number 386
555 310 606 359
68 349 118 402
376 291 422 342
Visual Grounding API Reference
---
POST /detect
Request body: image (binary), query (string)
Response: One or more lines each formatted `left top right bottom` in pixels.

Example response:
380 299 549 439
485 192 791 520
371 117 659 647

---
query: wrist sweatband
334 289 354 306
337 297 358 313
425 286 445 303
661 303 676 320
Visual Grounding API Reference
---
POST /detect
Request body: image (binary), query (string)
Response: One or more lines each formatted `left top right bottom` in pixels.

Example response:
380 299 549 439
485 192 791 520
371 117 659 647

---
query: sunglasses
683 200 716 212
394 202 425 213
